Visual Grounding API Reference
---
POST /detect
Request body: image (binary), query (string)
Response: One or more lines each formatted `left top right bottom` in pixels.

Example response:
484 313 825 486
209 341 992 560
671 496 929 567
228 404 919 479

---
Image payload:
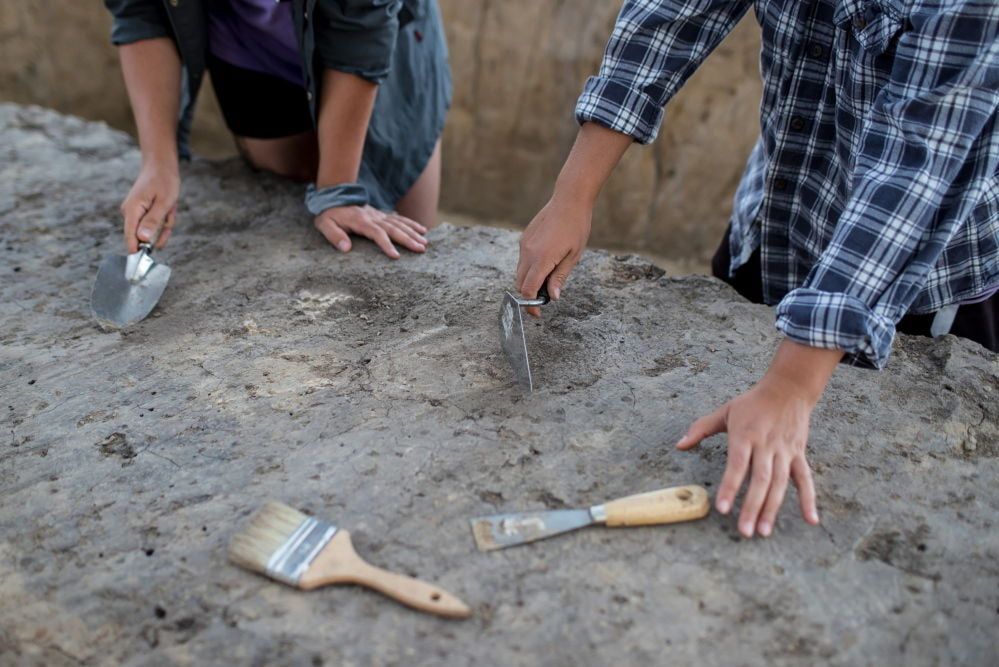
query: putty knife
499 284 549 392
470 485 710 551
91 240 171 328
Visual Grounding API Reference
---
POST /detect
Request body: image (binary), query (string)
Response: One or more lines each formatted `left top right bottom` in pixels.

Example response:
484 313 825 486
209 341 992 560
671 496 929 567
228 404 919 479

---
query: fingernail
758 521 771 537
740 522 754 537
810 511 820 524
552 286 561 300
337 241 350 252
675 435 688 448
137 225 152 240
717 498 730 514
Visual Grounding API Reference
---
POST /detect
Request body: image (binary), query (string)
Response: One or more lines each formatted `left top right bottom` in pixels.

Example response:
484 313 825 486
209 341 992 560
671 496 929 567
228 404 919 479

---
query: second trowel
471 485 710 551
91 237 171 329
499 284 549 392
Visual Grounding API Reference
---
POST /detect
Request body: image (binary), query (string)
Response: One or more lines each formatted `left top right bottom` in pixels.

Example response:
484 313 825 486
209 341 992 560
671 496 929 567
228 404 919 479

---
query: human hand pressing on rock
676 339 843 538
121 161 180 253
314 205 428 259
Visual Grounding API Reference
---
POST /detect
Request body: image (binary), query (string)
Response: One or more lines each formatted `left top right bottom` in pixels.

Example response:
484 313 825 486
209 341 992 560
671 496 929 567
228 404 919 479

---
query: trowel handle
517 280 550 307
595 485 710 527
536 282 550 304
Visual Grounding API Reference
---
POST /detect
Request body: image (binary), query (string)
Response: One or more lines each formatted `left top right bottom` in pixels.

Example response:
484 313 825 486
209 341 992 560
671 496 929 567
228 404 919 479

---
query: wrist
551 176 600 209
141 149 179 175
764 339 843 406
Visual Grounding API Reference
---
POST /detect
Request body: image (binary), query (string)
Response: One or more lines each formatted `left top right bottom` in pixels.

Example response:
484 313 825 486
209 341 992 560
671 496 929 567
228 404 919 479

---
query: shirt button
809 44 824 58
169 0 178 5
853 16 868 30
307 91 313 101
790 117 806 131
774 178 789 192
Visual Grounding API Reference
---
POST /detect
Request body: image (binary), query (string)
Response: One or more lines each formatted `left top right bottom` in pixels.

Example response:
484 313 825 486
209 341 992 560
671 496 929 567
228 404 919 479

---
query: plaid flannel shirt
577 0 999 368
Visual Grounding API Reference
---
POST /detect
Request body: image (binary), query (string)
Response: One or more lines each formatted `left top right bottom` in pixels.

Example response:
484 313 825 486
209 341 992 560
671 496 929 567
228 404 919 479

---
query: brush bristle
228 501 309 575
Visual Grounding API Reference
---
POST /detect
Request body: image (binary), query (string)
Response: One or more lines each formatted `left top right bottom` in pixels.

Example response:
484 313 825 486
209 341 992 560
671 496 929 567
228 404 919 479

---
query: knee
236 139 316 183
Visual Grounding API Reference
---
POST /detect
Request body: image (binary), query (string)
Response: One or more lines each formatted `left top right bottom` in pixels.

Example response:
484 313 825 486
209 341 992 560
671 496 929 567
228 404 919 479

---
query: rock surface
1 106 998 666
0 0 762 264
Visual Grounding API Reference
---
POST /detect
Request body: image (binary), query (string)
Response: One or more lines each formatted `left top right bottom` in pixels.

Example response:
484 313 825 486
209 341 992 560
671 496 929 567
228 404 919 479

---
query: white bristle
228 501 309 575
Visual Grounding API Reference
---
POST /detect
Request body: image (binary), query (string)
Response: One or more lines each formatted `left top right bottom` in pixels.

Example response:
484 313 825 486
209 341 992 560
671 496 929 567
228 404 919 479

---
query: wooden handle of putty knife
600 485 710 527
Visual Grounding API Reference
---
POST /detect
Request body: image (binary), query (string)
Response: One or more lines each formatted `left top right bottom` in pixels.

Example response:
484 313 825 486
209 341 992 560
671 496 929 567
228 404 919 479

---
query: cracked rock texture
0 0 761 264
2 105 998 666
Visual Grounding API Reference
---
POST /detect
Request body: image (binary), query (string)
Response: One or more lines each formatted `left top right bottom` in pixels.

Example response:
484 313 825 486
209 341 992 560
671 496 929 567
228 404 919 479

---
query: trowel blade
499 291 534 392
471 508 594 551
91 253 171 328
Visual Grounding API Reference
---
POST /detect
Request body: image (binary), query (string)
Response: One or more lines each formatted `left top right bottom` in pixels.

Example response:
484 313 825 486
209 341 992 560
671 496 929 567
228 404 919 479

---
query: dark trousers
710 231 999 354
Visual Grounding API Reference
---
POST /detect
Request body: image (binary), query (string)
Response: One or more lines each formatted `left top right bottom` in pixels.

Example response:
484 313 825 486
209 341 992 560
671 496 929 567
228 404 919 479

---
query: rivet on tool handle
593 485 711 527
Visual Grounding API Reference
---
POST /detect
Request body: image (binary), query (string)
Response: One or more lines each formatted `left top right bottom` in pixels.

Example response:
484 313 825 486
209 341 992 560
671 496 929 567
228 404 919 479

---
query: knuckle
751 467 772 485
727 445 749 467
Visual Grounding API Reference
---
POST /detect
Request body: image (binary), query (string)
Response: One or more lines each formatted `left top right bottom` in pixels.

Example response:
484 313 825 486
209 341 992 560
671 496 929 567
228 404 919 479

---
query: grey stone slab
1 104 997 666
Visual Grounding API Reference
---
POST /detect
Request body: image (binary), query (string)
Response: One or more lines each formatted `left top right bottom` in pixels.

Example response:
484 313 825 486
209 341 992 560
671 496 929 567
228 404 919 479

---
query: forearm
551 122 632 207
765 339 843 405
119 38 181 167
316 69 378 188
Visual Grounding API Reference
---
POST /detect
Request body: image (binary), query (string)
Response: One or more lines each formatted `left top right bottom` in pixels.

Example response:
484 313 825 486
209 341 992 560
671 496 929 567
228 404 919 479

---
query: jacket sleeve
313 0 404 83
775 2 999 369
576 0 753 144
103 0 173 45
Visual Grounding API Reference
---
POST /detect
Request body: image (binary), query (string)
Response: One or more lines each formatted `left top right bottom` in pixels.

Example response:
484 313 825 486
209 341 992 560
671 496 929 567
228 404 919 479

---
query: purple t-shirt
208 0 304 87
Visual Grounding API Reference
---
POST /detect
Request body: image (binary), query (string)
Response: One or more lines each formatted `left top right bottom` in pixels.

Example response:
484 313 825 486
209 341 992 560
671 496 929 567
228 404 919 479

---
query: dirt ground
1 105 997 666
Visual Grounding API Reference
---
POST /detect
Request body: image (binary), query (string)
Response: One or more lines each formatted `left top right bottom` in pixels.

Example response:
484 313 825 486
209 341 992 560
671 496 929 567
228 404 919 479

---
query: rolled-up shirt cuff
315 28 397 83
575 76 665 145
305 183 370 215
775 288 896 370
110 17 172 45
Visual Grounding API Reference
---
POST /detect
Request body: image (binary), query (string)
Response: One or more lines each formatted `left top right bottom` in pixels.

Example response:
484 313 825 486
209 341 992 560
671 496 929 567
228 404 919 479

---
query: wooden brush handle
348 561 472 619
601 485 710 527
300 530 471 619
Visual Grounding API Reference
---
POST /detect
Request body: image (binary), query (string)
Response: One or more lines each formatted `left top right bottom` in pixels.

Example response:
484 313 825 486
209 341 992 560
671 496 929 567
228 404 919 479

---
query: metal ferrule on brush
265 516 338 585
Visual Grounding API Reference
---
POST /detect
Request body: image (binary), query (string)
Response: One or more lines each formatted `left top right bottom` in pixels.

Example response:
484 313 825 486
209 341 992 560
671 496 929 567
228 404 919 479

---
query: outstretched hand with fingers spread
314 205 428 259
675 339 842 538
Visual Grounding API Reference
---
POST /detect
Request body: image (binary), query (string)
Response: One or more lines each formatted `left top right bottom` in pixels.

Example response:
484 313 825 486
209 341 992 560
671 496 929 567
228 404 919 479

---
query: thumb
137 201 170 246
676 406 728 450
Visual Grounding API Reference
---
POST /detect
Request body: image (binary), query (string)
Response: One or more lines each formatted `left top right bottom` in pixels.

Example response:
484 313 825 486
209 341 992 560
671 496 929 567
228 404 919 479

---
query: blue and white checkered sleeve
576 0 752 144
777 3 999 369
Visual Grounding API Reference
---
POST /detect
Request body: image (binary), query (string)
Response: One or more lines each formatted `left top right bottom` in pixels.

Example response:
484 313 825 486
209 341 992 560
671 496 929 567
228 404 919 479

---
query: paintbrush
228 501 471 618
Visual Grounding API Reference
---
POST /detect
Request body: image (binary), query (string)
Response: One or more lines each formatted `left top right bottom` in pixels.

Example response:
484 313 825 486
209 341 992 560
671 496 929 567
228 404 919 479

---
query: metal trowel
499 284 549 392
91 238 171 328
471 485 710 551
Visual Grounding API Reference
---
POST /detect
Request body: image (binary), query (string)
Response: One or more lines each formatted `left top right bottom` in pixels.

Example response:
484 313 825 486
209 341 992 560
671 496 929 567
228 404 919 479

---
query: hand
313 205 427 259
676 340 843 538
515 196 592 317
121 162 180 253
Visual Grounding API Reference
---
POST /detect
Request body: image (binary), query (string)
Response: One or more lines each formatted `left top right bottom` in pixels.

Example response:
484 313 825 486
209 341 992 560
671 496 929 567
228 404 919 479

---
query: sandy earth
1 105 997 666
